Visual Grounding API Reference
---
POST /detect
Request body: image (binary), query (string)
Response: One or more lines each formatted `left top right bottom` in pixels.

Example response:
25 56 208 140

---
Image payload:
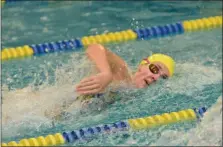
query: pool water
1 1 222 146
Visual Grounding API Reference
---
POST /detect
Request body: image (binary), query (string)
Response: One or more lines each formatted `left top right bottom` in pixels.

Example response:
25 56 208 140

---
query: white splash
152 95 222 146
163 63 222 96
2 54 94 126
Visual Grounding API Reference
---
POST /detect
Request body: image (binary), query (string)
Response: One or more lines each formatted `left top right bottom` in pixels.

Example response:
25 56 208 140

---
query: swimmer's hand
76 72 112 95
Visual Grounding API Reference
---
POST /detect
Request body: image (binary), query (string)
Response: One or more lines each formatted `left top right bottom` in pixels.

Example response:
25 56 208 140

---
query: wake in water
2 54 88 126
148 62 222 146
1 53 119 127
187 95 222 146
163 62 222 95
1 53 222 143
152 95 222 146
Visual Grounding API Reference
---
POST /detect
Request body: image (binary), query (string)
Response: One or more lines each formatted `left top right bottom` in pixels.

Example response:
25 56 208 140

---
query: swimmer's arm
86 44 131 81
76 44 113 94
76 44 130 95
86 44 112 74
105 47 131 81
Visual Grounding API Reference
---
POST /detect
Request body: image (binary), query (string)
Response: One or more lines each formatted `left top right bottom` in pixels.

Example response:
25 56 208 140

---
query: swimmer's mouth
145 80 150 86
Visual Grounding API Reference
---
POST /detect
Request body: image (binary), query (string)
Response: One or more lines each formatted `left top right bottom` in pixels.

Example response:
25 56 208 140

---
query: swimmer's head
132 53 175 88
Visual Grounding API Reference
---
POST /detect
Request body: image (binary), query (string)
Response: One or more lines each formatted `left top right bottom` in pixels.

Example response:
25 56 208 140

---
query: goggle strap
142 58 150 65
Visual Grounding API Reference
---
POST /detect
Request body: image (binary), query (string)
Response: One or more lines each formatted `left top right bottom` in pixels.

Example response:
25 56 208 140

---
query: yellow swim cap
140 53 175 77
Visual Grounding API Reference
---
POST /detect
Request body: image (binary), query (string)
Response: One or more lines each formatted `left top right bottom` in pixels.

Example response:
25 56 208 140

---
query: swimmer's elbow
86 44 106 56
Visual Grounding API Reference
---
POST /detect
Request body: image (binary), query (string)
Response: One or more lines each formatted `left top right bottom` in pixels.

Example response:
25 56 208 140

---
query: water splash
152 95 222 146
163 62 222 96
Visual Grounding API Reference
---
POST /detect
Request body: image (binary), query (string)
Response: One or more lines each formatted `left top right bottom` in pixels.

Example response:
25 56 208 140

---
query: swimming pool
1 1 222 146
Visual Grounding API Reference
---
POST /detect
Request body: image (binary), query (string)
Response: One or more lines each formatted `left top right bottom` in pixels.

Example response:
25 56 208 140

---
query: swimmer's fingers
79 76 95 84
76 76 97 88
76 80 96 89
76 84 100 91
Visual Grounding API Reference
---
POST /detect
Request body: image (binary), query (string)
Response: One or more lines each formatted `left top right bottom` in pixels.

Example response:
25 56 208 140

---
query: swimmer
46 44 175 121
76 44 175 94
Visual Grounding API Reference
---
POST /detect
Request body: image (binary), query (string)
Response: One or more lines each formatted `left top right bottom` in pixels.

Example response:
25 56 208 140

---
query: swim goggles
141 58 159 74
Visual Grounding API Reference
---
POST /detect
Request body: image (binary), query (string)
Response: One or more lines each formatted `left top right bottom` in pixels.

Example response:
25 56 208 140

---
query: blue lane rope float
1 16 222 61
133 22 184 39
2 107 207 146
30 39 83 55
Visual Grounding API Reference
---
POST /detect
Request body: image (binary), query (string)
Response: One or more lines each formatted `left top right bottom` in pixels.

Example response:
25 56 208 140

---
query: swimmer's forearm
86 44 112 74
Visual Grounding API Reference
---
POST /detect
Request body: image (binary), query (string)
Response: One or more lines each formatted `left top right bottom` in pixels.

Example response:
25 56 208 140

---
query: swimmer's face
133 62 169 88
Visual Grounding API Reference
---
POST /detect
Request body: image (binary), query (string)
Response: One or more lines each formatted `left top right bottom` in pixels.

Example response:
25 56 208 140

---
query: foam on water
1 2 222 145
152 95 222 146
164 62 222 96
2 54 93 136
2 51 222 144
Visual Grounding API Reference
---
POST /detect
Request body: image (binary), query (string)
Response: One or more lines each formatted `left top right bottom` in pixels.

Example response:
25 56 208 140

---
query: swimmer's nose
151 74 160 81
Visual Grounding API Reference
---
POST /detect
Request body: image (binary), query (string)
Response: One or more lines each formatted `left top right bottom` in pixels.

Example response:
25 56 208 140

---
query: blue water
1 1 222 146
